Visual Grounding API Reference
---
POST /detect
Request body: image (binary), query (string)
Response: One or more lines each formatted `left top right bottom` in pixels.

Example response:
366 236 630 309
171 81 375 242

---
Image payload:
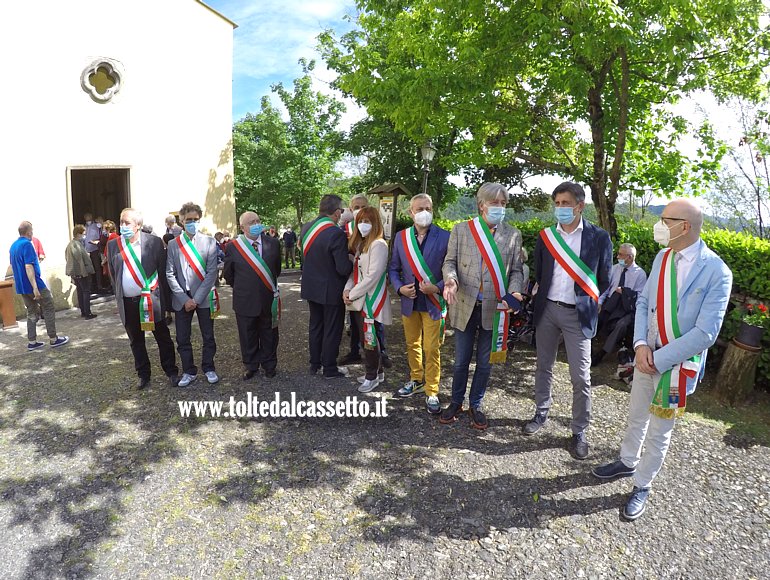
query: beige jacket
442 220 523 332
345 238 393 324
65 238 95 278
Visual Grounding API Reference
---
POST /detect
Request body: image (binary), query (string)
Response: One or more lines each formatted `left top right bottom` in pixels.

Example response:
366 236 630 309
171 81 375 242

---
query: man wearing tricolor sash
389 193 450 414
224 211 282 379
593 199 732 521
107 208 179 390
441 183 524 430
300 195 353 379
523 182 613 461
166 202 220 387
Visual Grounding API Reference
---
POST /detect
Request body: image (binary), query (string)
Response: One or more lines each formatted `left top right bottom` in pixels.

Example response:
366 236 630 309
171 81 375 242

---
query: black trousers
89 250 105 291
350 311 384 380
175 306 216 375
236 312 278 372
348 314 387 356
307 301 345 373
73 276 92 316
123 297 178 380
601 312 635 355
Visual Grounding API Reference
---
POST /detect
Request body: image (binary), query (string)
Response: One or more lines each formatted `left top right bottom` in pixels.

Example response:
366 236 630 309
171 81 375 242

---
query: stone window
81 59 122 103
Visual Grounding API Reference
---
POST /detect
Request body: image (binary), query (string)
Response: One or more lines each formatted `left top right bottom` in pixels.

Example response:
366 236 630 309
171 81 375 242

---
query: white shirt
121 235 144 297
598 262 648 306
546 220 584 304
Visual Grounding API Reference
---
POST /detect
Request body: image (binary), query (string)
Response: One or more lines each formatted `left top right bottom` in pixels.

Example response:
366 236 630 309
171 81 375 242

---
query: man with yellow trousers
388 194 451 414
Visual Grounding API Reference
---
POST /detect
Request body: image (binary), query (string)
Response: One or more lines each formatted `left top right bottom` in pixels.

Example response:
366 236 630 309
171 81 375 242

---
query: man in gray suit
523 182 613 460
441 183 524 430
107 208 179 390
166 202 220 387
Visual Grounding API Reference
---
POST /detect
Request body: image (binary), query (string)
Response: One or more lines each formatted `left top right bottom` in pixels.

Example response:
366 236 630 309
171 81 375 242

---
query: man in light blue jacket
592 199 732 521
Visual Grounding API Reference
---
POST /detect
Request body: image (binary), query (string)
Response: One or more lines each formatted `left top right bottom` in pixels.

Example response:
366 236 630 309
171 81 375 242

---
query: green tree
320 0 769 237
233 59 345 227
341 115 460 213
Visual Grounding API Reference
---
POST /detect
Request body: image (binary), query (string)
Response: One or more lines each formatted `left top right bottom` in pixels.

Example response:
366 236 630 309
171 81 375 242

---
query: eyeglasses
660 216 686 221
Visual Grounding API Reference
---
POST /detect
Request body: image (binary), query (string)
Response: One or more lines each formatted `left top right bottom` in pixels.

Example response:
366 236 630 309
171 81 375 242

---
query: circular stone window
81 59 122 103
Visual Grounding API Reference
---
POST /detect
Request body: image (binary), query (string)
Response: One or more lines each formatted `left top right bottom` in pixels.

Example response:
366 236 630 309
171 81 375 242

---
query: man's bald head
665 199 703 235
239 211 260 228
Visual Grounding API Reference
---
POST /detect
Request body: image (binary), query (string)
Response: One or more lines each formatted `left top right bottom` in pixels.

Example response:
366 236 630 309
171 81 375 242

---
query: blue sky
205 0 360 124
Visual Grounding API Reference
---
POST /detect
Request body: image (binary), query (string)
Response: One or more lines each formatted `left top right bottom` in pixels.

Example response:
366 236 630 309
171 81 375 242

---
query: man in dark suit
300 194 353 378
107 208 179 390
223 211 281 379
523 182 613 459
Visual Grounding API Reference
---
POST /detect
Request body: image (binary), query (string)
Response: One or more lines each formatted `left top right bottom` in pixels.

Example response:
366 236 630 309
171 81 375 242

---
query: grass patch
686 387 770 447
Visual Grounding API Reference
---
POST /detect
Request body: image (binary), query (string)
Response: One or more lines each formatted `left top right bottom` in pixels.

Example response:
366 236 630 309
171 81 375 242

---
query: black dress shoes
243 369 258 380
168 375 180 387
137 377 150 390
264 369 276 378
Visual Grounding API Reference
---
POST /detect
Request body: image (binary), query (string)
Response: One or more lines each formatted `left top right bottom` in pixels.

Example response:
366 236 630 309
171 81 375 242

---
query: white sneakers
357 372 385 384
178 373 197 387
358 376 382 393
205 371 219 384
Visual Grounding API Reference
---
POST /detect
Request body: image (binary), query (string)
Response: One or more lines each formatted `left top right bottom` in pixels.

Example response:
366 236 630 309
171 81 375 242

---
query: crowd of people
8 182 732 521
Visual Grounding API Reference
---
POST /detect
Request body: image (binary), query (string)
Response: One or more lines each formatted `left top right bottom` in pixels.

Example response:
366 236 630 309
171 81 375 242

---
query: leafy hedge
432 215 770 390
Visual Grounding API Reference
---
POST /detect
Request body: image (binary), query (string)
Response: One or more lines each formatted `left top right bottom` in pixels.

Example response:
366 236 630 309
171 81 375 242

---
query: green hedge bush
431 215 770 389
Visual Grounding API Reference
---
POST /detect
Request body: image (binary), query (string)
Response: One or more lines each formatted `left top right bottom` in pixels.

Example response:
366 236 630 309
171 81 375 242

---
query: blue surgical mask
120 225 134 239
184 221 199 235
486 206 506 225
249 224 264 237
618 259 627 267
554 207 575 224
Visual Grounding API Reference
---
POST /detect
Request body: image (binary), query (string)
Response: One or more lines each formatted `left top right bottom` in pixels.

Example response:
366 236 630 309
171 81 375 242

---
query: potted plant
734 303 769 348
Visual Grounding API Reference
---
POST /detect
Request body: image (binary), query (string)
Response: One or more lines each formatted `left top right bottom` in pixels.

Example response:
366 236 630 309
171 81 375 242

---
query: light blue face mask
486 206 506 225
618 259 627 267
554 206 576 224
249 223 264 237
184 221 199 236
120 225 134 239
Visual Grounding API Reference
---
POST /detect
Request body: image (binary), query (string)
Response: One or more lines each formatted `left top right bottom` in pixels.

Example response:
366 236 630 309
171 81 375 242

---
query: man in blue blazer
592 199 732 520
388 193 451 414
523 182 613 460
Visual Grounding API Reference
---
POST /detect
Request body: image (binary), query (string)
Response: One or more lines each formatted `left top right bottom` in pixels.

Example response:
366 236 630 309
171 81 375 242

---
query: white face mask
353 208 362 217
413 210 433 228
653 220 685 246
357 222 373 237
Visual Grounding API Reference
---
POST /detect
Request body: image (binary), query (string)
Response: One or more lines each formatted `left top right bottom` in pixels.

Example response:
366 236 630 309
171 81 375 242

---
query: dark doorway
70 168 130 226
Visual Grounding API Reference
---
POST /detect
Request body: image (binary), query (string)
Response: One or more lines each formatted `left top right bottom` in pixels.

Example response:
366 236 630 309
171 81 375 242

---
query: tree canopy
233 59 345 226
320 0 770 236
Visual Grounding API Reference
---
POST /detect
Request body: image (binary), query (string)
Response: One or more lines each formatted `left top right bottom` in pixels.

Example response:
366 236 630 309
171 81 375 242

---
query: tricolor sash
117 236 159 331
540 226 599 301
233 235 281 328
400 227 447 341
345 220 354 239
650 248 700 419
468 217 510 363
302 217 336 256
177 233 220 319
363 270 388 350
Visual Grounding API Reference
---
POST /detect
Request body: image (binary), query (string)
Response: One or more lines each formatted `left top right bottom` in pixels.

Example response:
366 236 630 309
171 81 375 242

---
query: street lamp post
420 142 437 195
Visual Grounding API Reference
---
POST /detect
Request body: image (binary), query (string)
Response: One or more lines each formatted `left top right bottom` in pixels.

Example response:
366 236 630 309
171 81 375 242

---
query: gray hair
476 182 509 206
409 193 433 208
120 208 144 226
350 193 369 207
619 243 636 259
164 214 177 226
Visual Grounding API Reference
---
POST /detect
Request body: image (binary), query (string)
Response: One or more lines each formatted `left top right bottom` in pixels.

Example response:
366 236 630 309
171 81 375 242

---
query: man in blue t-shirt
10 221 69 351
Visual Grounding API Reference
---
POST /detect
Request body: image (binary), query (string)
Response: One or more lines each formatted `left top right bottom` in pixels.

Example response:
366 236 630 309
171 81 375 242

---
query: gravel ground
0 270 768 579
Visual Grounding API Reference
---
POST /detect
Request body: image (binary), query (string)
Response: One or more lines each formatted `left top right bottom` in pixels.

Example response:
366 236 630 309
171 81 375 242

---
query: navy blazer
388 225 450 320
533 219 613 338
223 234 281 318
299 216 353 305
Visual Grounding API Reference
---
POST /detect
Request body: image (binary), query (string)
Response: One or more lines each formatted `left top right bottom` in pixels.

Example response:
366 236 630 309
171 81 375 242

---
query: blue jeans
451 304 492 409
